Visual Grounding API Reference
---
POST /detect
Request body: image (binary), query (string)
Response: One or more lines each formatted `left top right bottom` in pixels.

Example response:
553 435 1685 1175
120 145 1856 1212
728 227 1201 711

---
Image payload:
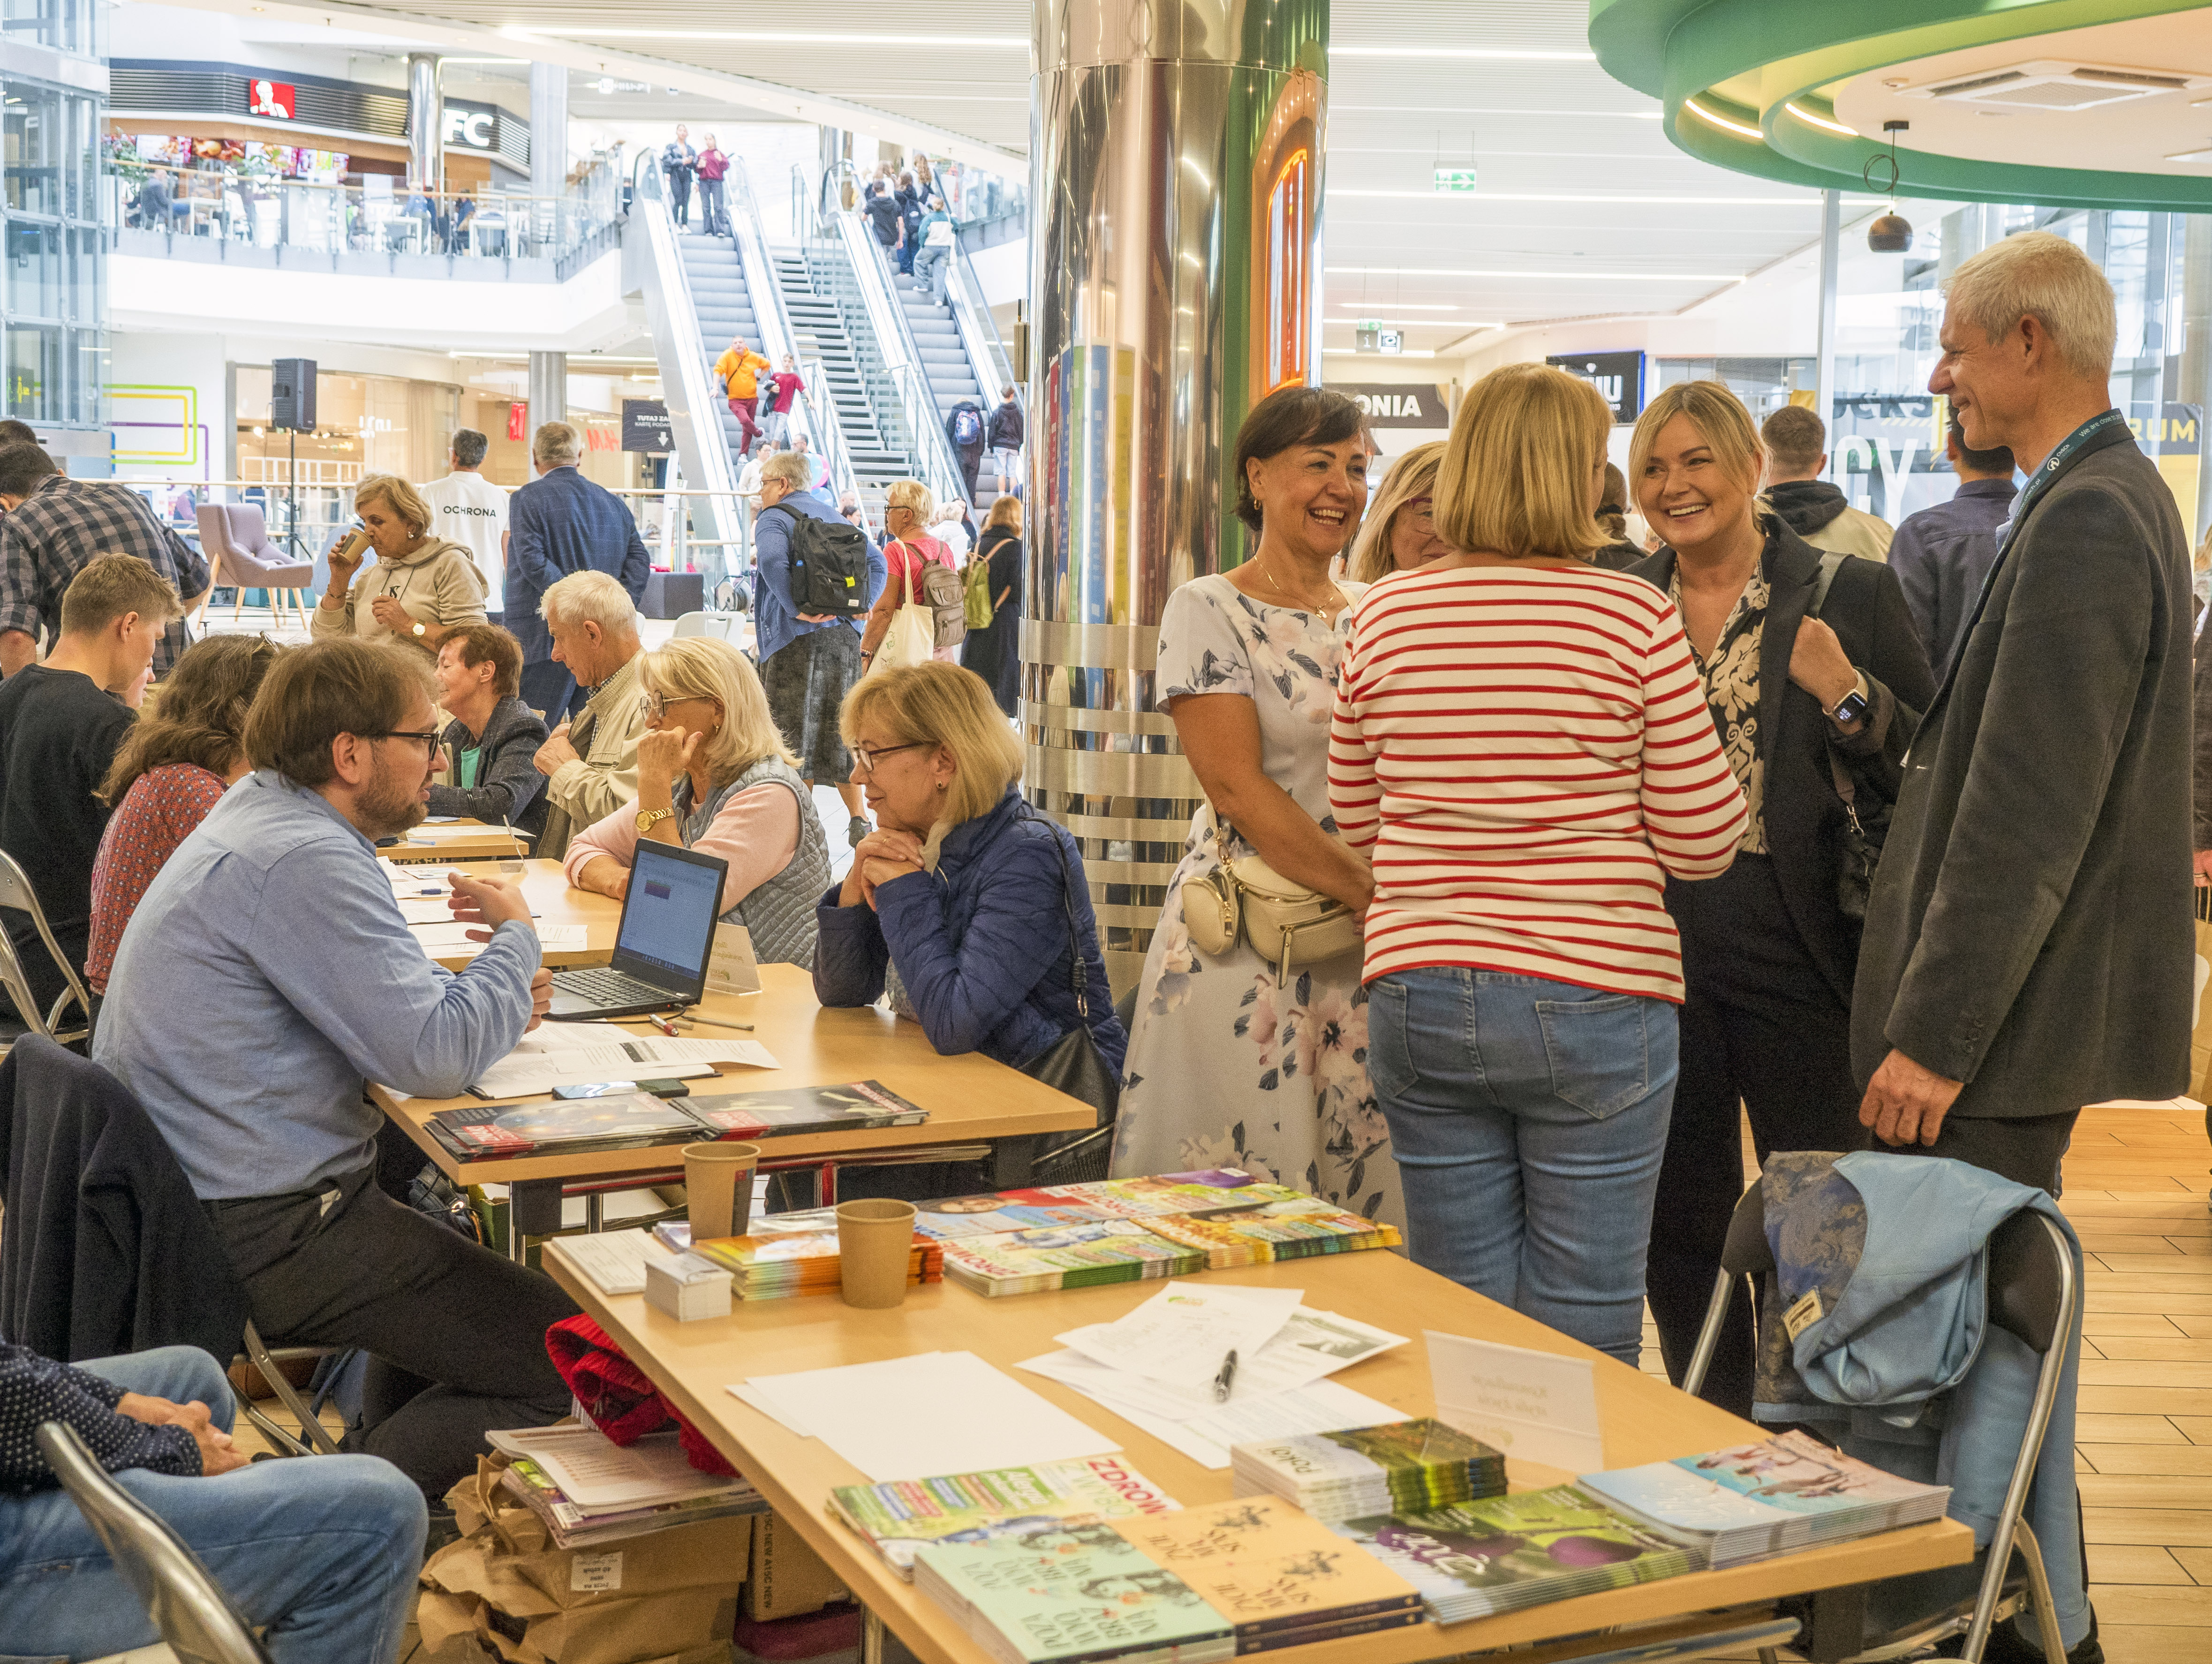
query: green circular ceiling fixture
1588 0 2212 212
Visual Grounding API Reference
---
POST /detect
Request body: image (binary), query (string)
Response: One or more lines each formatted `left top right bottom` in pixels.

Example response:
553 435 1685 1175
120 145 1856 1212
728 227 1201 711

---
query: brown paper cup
837 1199 918 1309
684 1142 761 1241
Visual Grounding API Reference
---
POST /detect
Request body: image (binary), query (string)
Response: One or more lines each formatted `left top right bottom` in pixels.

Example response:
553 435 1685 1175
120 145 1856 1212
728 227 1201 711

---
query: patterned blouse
86 763 227 993
1670 562 1770 855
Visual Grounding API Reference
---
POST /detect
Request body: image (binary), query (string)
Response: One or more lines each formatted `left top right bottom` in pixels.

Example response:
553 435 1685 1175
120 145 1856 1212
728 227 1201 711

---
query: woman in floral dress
1109 387 1402 1229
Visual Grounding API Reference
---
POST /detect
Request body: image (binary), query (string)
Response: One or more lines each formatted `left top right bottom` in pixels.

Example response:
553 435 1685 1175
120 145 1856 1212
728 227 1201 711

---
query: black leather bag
1807 552 1887 928
1020 825 1122 1123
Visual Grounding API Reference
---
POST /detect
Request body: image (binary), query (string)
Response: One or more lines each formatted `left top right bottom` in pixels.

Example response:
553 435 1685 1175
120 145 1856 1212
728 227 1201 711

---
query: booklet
830 1455 1181 1578
425 1078 931 1160
685 1079 928 1136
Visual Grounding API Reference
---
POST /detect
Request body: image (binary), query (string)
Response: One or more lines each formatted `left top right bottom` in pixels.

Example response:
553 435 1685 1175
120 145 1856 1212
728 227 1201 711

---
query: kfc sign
443 106 496 152
248 79 294 121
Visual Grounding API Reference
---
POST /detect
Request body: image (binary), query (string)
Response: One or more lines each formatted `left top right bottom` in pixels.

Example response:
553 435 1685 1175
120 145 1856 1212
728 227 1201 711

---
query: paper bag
745 1510 848 1621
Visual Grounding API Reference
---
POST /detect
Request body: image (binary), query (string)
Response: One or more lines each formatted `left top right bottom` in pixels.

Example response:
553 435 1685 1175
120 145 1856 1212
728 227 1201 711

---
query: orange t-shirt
715 348 769 399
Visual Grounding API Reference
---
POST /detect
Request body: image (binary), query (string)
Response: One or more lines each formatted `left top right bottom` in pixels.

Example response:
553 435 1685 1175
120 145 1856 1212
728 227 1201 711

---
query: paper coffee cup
837 1199 918 1309
684 1142 761 1242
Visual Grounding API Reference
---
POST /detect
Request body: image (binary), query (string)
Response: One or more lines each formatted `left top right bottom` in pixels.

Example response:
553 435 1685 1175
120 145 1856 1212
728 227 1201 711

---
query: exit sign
1434 166 1479 192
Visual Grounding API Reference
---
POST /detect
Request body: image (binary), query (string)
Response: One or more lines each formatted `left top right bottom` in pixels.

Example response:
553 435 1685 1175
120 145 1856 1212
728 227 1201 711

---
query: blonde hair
1434 366 1612 562
640 635 796 783
760 449 811 491
1626 381 1766 522
841 660 1022 827
1349 441 1445 582
1946 229 2117 383
883 478 936 525
355 472 432 539
984 494 1022 536
539 568 638 632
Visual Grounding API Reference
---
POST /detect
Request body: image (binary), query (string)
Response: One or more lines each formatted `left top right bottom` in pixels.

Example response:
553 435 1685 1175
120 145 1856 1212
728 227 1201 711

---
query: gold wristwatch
410 620 427 638
635 806 675 835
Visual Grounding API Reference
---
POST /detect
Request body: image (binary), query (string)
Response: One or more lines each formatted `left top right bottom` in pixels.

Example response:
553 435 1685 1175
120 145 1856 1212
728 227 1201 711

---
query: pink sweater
564 782 800 914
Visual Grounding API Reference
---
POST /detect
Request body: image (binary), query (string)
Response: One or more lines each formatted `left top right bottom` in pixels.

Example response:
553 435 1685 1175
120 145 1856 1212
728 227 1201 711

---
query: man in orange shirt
713 335 770 453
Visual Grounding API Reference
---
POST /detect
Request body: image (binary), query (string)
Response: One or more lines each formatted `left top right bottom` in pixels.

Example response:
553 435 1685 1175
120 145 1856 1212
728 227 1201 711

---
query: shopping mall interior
12 1 2212 1661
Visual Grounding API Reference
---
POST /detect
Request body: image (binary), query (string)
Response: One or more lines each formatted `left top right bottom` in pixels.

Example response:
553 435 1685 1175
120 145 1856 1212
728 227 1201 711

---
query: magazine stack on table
425 1079 928 1161
1231 1419 1507 1522
663 1206 945 1300
829 1455 1182 1578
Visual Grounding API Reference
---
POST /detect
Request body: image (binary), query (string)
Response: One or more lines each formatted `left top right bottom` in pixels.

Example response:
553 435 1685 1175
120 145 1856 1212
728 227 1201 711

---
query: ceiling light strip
1683 98 1764 140
1329 265 1744 282
1784 101 1857 137
1331 189 1824 204
504 28 1030 46
1332 47 1596 61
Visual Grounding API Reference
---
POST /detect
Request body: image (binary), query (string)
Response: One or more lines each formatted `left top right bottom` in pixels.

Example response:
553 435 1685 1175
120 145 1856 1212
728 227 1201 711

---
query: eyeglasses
375 728 443 756
638 692 721 725
852 740 928 773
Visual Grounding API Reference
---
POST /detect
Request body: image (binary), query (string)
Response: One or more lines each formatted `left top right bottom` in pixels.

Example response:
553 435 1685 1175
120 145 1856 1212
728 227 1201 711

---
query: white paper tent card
1424 1330 1603 1472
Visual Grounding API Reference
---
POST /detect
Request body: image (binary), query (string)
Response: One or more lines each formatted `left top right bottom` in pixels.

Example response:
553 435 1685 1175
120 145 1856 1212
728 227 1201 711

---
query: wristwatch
635 806 675 835
410 620 427 638
1828 675 1870 727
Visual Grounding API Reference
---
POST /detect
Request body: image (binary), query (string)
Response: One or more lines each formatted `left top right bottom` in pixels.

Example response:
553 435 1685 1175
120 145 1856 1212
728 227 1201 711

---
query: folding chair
1684 1182 2075 1664
0 847 91 1045
35 1421 270 1664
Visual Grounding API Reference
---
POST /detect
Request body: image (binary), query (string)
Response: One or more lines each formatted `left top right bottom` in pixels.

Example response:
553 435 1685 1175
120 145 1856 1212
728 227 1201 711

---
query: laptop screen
612 841 725 988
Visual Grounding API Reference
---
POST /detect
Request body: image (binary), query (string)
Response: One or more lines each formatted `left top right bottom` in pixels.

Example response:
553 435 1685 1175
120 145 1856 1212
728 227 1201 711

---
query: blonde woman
816 660 1125 1074
1626 380 1933 1413
860 479 959 667
564 635 831 968
314 472 489 656
960 494 1024 714
1329 363 1748 1365
1347 442 1451 581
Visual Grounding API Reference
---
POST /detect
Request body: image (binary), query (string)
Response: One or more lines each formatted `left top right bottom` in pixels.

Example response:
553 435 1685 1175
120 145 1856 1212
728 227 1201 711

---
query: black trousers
1886 1107 2079 1195
1647 854 1870 1419
206 1165 578 1501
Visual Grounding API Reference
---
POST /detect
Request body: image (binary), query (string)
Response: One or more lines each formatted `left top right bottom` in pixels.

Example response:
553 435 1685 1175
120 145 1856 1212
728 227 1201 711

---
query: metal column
1813 188 1841 440
2184 213 2212 545
406 53 442 196
528 352 566 442
530 61 568 255
1026 0 1331 996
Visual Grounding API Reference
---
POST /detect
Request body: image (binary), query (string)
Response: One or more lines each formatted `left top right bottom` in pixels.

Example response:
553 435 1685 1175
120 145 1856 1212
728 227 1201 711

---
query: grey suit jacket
1851 423 2193 1119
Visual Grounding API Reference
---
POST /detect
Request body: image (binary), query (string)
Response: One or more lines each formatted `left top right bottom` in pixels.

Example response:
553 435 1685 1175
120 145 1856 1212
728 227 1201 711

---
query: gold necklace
1256 558 1343 616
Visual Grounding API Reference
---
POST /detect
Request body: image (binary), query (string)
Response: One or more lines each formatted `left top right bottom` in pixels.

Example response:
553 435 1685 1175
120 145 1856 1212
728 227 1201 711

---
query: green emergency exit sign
1433 167 1480 192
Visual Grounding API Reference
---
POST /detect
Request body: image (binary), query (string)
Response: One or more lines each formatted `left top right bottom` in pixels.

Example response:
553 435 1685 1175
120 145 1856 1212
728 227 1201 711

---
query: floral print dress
1107 575 1404 1229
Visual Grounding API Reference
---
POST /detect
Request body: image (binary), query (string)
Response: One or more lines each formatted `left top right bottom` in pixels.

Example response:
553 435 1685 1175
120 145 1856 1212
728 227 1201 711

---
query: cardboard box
746 1510 849 1622
421 1456 752 1664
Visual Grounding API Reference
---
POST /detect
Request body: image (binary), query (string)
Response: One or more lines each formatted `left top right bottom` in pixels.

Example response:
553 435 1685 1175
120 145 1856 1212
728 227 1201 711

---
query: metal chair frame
0 847 91 1045
1683 1180 2076 1664
34 1421 271 1664
232 1318 345 1458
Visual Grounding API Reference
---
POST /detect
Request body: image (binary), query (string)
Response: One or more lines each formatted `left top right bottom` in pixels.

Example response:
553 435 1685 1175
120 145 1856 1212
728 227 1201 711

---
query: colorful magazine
830 1456 1181 1578
1139 1200 1403 1270
425 1078 929 1160
685 1079 929 1136
1231 1419 1506 1521
941 1220 1209 1297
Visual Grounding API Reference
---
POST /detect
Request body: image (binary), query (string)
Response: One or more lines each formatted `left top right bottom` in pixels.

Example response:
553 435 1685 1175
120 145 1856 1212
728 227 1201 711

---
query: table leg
584 1193 604 1232
508 1177 565 1265
1800 1581 1868 1662
861 1606 884 1664
992 1135 1040 1188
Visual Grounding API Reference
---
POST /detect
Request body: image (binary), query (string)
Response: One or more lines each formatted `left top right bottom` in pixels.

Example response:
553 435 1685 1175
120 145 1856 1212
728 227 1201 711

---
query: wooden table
544 1245 1974 1664
375 962 1096 1260
384 820 537 863
404 858 621 971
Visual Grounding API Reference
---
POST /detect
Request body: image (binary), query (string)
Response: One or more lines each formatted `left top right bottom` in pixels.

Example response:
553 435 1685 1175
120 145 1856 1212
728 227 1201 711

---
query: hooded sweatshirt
1765 479 1894 560
309 535 489 657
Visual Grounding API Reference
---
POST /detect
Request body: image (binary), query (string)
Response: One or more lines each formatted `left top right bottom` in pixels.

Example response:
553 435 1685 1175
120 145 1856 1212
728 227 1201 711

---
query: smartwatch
1828 681 1870 726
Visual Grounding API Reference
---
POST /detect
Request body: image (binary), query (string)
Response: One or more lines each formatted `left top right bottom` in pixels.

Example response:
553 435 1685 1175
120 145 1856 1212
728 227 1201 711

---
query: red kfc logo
249 79 294 120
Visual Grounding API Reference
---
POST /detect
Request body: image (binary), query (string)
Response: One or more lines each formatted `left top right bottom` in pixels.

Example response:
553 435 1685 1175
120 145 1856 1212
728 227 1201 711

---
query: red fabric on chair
544 1312 739 1476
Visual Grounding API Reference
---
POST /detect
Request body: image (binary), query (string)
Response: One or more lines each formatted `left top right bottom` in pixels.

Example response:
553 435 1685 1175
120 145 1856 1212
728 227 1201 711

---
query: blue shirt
505 465 651 665
752 487 886 665
1887 476 2017 675
92 772 541 1200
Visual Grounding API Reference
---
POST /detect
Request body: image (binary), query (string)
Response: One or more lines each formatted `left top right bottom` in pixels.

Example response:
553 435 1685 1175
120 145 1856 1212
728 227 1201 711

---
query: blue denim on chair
1367 967 1679 1367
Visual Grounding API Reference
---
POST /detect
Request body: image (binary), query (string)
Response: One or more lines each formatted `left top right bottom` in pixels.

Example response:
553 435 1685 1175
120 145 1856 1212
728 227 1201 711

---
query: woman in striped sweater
1329 364 1747 1365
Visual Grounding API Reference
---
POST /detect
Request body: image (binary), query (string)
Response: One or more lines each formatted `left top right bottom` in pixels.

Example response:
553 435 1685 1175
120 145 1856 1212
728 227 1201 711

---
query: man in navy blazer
506 421 649 722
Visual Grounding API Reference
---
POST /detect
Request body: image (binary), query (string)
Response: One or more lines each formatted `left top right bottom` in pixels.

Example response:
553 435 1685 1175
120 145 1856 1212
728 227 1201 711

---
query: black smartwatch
1828 681 1870 726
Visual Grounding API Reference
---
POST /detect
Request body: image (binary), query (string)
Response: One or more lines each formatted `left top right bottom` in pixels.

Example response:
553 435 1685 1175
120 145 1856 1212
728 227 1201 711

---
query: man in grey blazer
1854 231 2193 1194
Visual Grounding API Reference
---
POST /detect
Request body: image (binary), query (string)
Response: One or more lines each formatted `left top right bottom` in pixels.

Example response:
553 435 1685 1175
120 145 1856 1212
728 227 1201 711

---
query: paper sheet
553 1229 672 1295
1425 1331 1603 1471
735 1351 1119 1482
1056 1282 1304 1389
1023 1306 1406 1420
485 1425 737 1508
415 922 586 949
1029 1372 1404 1471
727 1381 815 1438
471 1033 778 1097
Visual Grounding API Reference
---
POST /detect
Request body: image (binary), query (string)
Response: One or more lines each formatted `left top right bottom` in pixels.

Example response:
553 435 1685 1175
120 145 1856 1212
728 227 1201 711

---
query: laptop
546 840 729 1020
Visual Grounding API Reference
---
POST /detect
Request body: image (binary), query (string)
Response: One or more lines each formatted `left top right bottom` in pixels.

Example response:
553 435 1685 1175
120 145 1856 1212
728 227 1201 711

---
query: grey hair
1944 230 2117 382
532 421 583 466
884 478 936 523
760 449 812 491
539 568 637 632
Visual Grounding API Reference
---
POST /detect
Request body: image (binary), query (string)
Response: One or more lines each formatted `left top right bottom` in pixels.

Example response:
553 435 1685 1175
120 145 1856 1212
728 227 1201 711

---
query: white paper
471 1034 779 1097
486 1425 740 1509
705 923 761 996
1425 1330 1603 1472
727 1381 815 1438
553 1229 671 1295
1035 1373 1403 1471
740 1351 1119 1482
1022 1306 1407 1420
415 922 586 949
1056 1282 1304 1389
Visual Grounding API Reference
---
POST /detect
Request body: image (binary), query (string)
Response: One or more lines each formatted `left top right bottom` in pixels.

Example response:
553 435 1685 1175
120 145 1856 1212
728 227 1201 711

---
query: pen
1212 1349 1238 1404
679 1011 755 1032
642 1014 679 1037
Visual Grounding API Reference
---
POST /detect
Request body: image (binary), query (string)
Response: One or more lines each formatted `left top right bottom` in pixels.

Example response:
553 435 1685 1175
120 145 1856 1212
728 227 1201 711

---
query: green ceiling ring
1588 0 2212 212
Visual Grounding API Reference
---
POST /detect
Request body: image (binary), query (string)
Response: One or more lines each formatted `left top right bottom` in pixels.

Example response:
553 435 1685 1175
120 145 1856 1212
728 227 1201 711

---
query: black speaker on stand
269 358 317 560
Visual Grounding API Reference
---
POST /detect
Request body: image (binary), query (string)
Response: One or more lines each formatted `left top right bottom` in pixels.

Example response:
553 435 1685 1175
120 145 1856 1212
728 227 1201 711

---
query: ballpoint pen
642 1013 680 1037
678 1011 755 1032
1212 1349 1238 1404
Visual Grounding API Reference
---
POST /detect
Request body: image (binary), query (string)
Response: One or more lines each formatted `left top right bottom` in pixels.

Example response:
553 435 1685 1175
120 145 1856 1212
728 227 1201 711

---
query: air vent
1905 59 2210 111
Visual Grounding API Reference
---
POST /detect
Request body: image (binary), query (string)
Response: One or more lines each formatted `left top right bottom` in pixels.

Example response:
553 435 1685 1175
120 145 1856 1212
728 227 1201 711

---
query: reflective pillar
406 53 442 196
528 351 566 442
1026 0 1330 995
2184 214 2212 545
530 61 568 256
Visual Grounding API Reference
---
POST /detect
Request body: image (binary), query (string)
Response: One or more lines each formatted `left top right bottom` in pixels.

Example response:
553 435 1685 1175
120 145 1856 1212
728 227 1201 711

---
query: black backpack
768 505 872 618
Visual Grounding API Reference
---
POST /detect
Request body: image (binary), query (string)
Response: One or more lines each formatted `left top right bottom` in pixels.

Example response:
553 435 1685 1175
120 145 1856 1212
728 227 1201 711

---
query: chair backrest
34 1422 271 1664
1718 1180 1773 1278
190 505 239 563
0 847 91 1042
1987 1207 2068 1354
194 505 277 577
671 610 711 638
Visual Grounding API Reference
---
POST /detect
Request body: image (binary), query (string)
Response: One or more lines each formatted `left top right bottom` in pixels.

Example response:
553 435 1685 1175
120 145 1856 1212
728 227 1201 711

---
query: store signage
444 107 496 151
1330 382 1451 429
621 399 673 454
248 79 294 120
1353 323 1403 355
1547 350 1646 423
1433 166 1479 192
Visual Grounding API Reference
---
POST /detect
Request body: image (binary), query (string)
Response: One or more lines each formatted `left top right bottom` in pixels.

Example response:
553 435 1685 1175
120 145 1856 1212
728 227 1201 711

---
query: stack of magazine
425 1080 927 1161
939 1219 1208 1296
485 1425 764 1550
829 1455 1182 1578
657 1207 944 1300
1575 1430 1951 1568
1231 1419 1507 1522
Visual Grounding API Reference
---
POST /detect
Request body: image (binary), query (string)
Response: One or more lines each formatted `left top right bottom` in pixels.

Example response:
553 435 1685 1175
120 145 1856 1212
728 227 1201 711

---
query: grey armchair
193 506 313 627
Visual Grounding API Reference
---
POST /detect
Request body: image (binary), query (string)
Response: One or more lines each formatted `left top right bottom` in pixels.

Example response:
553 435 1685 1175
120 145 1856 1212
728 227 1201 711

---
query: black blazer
1632 523 1935 1004
1851 425 2194 1119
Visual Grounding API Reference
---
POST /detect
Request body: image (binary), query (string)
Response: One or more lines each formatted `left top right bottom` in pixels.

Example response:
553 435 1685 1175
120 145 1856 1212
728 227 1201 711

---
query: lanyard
1995 408 2126 556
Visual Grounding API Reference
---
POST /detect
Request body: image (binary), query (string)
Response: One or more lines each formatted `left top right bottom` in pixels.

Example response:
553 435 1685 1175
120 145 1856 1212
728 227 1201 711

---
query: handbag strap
1804 549 1864 813
1021 803 1093 1021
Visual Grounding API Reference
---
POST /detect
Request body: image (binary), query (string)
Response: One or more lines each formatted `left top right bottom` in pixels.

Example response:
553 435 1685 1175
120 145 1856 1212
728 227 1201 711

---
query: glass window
8 322 57 421
4 82 60 217
8 221 58 321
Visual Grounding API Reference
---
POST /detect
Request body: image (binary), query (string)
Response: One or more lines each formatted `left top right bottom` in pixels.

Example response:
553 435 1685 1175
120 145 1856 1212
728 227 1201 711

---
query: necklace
1255 557 1344 617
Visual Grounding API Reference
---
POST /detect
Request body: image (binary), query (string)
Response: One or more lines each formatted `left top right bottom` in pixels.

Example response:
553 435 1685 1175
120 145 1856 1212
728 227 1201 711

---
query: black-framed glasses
852 740 928 773
638 691 721 726
375 728 444 756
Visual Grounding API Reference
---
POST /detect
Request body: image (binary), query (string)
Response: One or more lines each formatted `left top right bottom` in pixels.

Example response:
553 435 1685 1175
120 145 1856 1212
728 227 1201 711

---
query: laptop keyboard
555 967 675 1004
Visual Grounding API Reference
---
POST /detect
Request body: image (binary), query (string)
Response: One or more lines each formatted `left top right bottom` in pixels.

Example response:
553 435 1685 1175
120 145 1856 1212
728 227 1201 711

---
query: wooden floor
1665 1099 2212 1663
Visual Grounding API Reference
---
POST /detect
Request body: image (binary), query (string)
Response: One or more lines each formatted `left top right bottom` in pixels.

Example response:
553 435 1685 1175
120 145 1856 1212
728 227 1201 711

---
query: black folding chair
1684 1180 2074 1664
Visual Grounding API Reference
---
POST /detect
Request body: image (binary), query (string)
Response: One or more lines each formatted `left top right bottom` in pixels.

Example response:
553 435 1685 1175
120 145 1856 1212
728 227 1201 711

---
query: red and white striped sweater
1329 562 1747 1003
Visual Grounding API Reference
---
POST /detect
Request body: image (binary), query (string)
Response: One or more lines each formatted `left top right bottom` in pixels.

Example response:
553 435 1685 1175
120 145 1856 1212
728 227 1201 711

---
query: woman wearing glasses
564 636 832 968
1347 442 1450 581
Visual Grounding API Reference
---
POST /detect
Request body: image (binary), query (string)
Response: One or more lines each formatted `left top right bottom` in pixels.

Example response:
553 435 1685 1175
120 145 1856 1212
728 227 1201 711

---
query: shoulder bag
1807 551 1886 927
1180 806 1362 981
1019 819 1120 1121
869 542 939 675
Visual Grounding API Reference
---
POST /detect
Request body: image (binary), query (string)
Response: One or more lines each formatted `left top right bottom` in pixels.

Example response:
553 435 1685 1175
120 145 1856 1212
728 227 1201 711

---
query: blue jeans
913 244 948 302
0 1346 425 1664
1368 968 1678 1366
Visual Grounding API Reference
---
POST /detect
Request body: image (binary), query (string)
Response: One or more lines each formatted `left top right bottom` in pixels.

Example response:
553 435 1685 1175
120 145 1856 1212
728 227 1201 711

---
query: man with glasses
95 639 576 1517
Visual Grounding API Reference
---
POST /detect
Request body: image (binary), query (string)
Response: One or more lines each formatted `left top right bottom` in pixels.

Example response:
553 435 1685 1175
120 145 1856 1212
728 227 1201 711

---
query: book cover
830 1456 1181 1576
686 1079 929 1137
1237 1420 1504 1506
941 1220 1208 1293
912 1191 1126 1241
427 1093 702 1159
1234 1608 1425 1654
1139 1200 1400 1267
915 1517 1235 1664
1109 1496 1420 1639
1668 1430 1950 1518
